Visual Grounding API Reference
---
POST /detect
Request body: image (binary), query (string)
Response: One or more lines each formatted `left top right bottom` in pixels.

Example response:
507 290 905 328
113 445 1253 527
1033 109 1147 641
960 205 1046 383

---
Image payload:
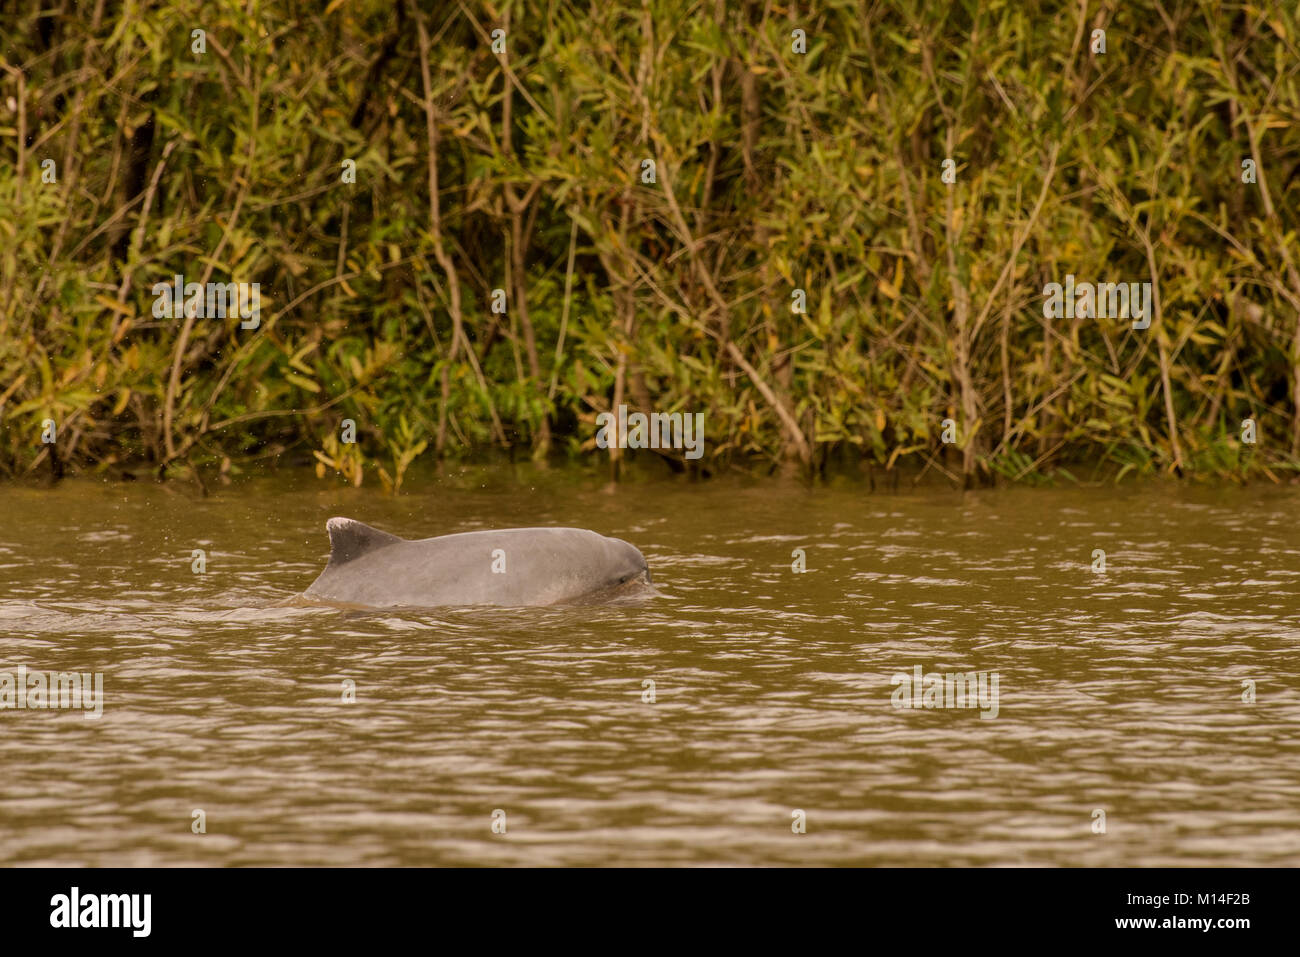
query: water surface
1 470 1297 866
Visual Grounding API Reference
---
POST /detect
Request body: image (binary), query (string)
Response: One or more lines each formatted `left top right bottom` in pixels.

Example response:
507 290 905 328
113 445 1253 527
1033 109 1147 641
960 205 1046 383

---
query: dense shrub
2 0 1298 486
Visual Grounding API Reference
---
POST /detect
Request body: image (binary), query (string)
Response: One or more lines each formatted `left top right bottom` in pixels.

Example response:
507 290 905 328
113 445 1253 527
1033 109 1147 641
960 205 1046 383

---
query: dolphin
303 517 653 608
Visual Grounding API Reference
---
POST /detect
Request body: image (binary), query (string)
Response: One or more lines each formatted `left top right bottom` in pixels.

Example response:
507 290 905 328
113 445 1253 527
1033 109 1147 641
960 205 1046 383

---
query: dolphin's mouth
615 566 652 586
566 568 656 605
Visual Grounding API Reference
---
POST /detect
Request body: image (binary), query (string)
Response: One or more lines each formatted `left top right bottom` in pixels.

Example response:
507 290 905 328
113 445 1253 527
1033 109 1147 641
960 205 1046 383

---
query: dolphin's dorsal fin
325 517 403 566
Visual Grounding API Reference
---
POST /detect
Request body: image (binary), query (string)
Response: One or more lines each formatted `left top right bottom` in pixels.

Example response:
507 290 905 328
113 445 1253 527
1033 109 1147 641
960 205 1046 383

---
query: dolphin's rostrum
303 517 652 608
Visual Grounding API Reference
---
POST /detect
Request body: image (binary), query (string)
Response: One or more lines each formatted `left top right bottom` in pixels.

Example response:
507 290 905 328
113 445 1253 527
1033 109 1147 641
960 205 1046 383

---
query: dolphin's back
303 518 650 608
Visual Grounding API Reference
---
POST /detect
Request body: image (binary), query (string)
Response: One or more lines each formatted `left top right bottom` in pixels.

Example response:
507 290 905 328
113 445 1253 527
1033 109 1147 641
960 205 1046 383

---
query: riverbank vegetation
2 1 1299 488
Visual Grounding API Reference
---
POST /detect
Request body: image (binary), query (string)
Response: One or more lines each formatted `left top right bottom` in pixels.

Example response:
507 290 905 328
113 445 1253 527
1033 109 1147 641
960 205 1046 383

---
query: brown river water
1 469 1297 866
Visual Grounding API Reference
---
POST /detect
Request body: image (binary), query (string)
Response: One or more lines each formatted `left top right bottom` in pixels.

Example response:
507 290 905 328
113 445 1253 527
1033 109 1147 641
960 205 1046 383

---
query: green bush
1 0 1297 486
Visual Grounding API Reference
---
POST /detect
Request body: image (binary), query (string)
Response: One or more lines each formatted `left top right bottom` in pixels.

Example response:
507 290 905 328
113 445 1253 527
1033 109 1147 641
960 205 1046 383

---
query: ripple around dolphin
0 476 1299 865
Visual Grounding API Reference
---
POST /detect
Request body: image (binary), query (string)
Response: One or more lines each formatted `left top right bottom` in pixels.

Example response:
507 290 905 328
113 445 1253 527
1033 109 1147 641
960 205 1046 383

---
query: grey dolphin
303 517 652 608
